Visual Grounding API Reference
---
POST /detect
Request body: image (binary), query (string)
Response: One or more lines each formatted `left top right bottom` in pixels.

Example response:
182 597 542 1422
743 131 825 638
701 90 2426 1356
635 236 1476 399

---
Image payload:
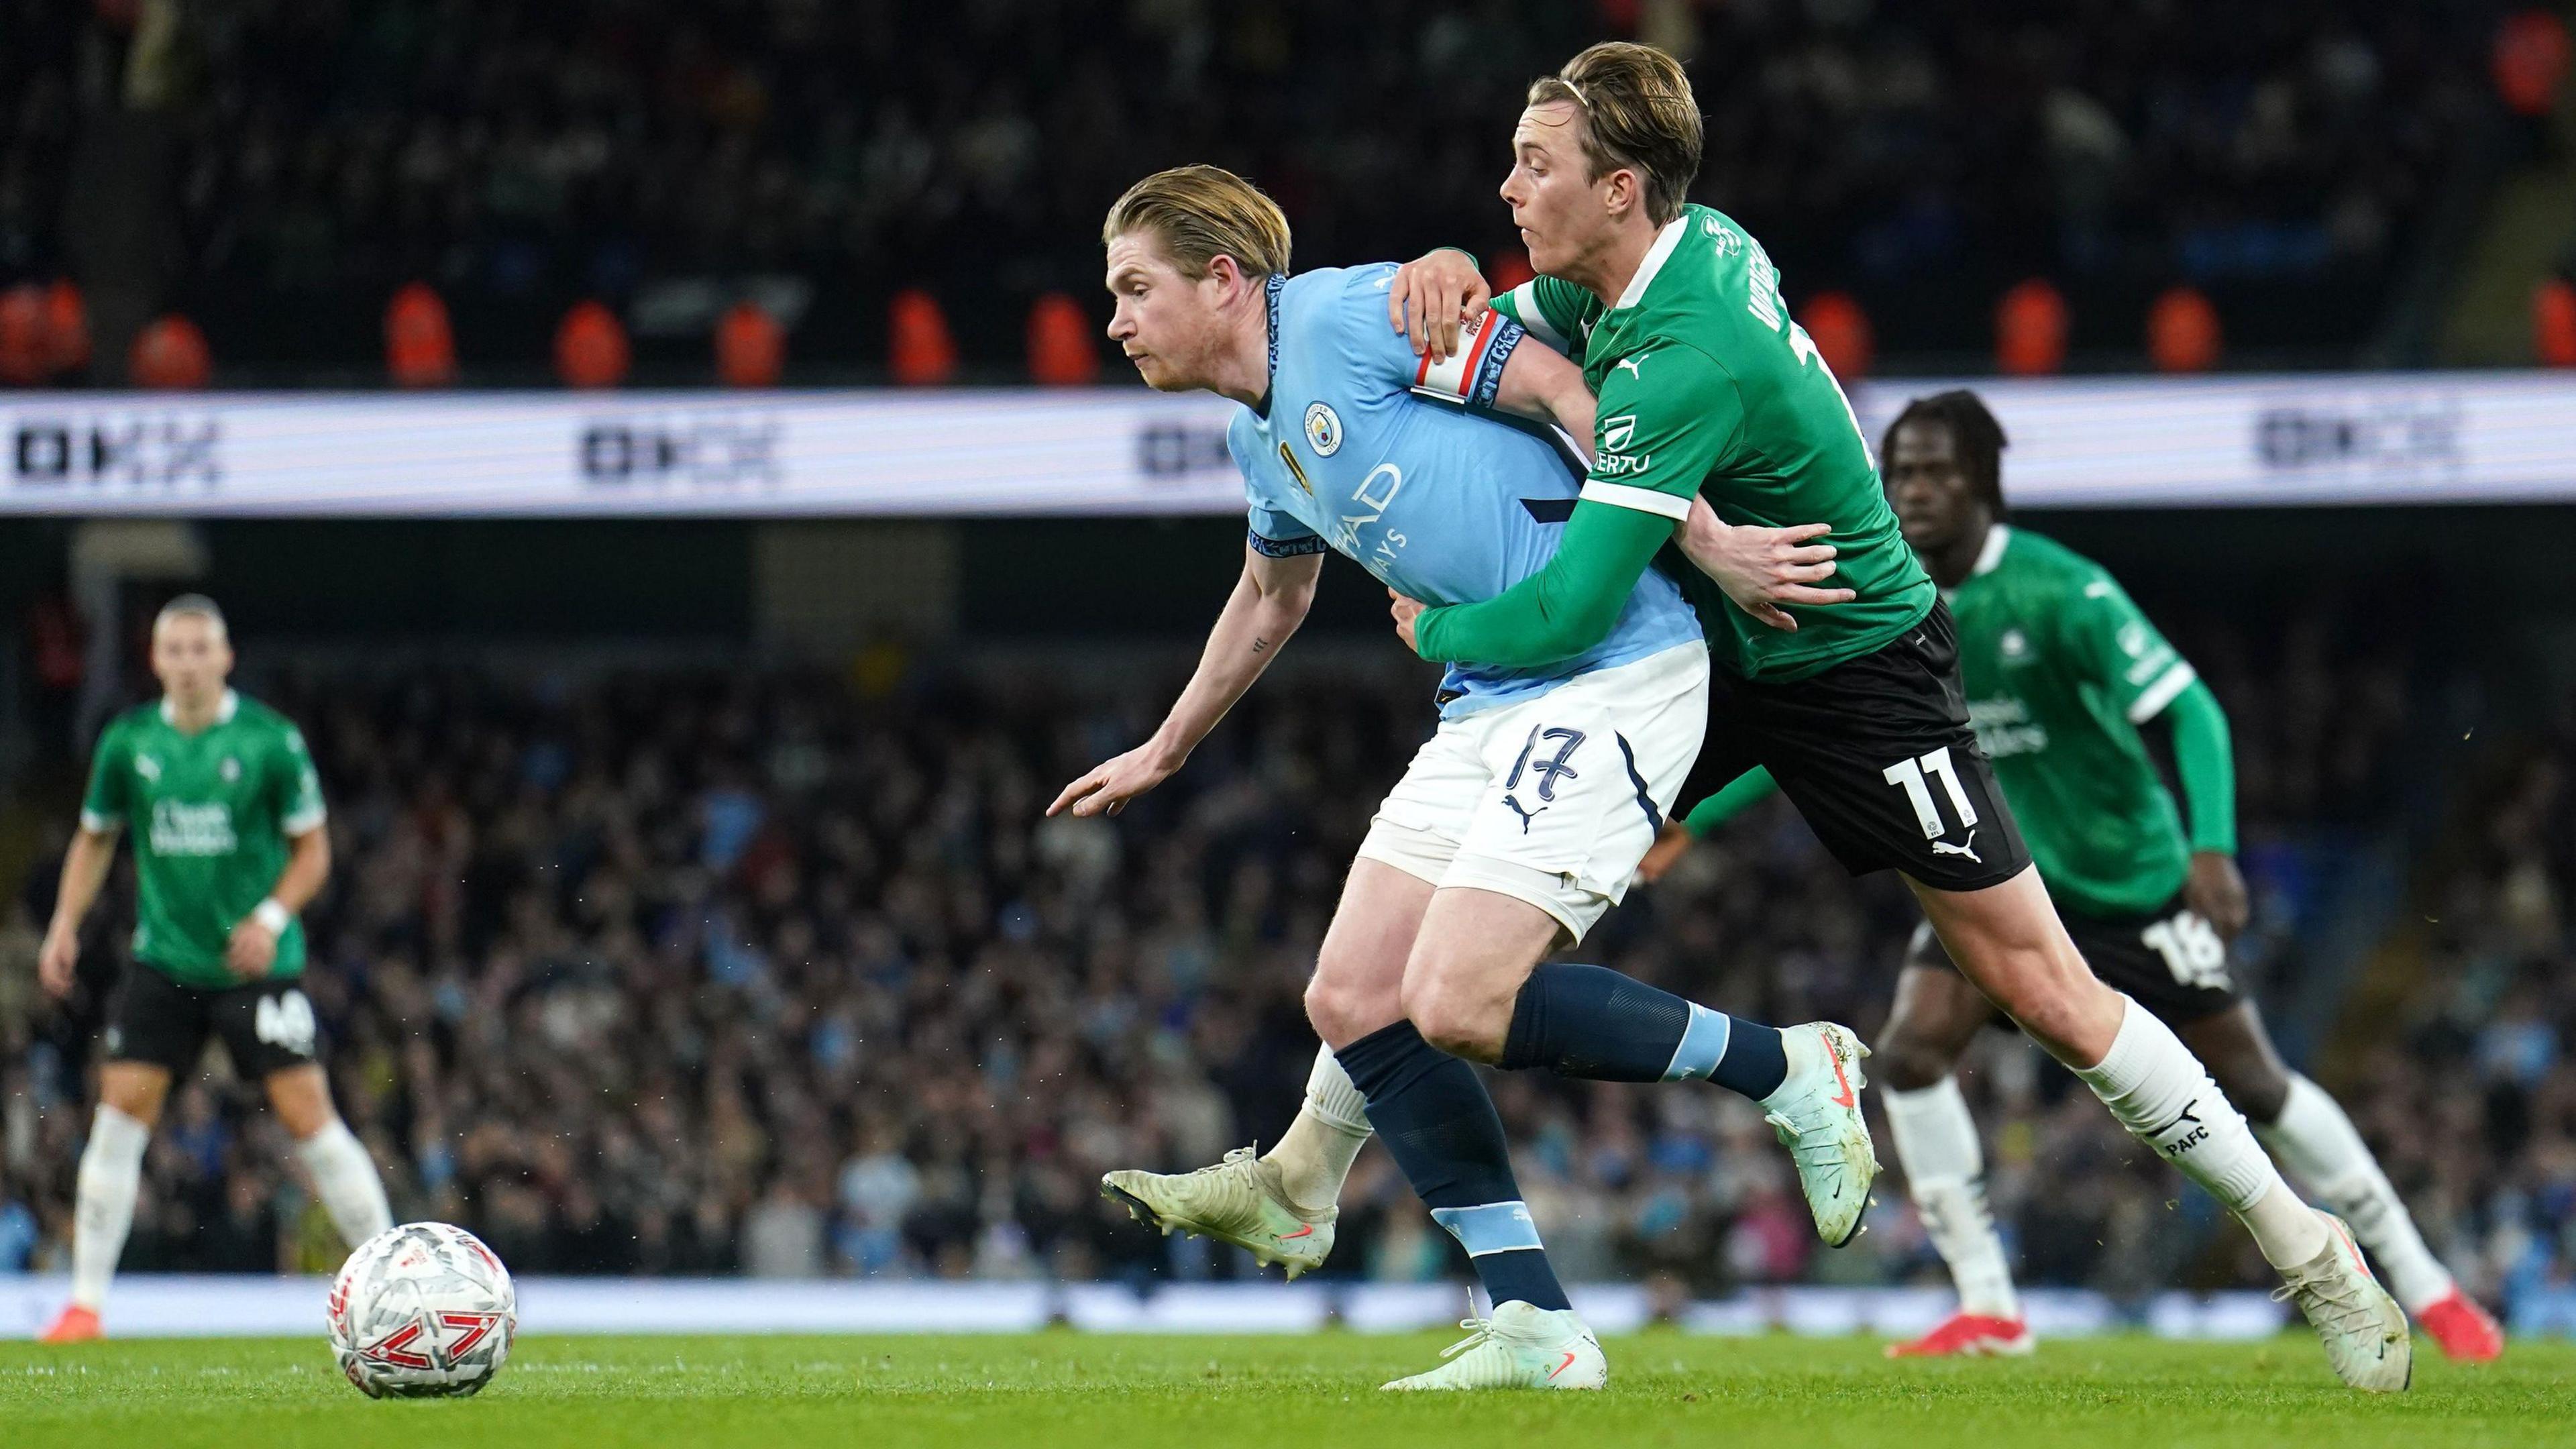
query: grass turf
4 1332 2569 1449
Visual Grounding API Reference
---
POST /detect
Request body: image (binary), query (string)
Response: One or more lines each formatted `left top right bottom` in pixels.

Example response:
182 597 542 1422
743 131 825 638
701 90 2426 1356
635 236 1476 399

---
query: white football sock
2256 1073 2453 1310
298 1119 394 1248
70 1105 150 1312
1264 1045 1374 1213
1884 1077 2019 1320
2072 996 2326 1269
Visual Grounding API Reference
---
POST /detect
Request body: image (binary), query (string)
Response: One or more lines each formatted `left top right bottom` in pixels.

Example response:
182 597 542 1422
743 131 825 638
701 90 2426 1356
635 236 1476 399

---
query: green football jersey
1949 525 2200 916
1493 204 1935 681
79 690 326 987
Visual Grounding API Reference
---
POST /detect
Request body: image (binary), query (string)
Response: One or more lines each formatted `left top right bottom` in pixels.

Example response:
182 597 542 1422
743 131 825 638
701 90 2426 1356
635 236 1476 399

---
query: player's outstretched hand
225 915 280 980
37 926 78 998
1675 494 1856 632
1049 744 1181 819
2186 849 2251 941
1387 248 1492 362
1387 588 1428 652
1635 820 1695 885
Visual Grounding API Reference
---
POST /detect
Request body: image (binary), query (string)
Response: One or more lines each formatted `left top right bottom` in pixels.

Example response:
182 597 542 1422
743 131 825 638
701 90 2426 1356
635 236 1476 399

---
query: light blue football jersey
1230 265 1703 718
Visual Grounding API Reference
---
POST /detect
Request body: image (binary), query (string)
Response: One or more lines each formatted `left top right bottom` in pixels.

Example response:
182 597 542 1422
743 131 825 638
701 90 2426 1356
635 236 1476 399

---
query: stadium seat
43 280 89 378
890 288 959 386
2492 9 2571 117
1026 292 1099 386
1995 280 2069 376
129 315 212 389
555 301 631 390
2540 277 2576 367
1801 290 1873 380
0 284 42 385
2147 286 2222 374
384 282 457 388
717 301 786 388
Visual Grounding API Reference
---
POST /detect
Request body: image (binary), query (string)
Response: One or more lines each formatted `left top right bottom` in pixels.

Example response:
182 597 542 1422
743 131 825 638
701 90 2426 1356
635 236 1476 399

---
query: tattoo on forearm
1251 637 1270 653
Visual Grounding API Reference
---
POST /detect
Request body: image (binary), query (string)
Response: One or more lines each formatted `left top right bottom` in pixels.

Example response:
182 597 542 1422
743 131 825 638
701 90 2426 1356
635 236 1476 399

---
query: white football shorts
1356 641 1708 941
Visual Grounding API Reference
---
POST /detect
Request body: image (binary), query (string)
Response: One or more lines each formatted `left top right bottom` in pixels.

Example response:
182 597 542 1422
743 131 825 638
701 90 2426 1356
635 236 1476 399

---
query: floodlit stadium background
3 1 2576 1339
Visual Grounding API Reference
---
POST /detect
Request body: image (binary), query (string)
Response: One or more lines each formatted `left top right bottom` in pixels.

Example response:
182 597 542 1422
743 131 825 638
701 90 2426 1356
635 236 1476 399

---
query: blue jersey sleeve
1228 417 1328 557
1324 266 1525 412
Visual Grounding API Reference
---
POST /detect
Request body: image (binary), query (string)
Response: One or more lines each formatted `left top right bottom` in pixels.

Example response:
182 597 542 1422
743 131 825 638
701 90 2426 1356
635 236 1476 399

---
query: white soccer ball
327 1222 517 1398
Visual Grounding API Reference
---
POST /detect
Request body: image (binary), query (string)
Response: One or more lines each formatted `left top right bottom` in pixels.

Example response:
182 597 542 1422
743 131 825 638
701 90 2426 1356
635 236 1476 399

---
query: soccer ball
327 1222 517 1398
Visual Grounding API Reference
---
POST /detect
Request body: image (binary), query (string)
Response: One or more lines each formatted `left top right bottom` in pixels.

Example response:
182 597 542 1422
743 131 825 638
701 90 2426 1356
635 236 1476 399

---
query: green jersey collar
1613 214 1690 311
160 688 239 730
1972 523 2012 577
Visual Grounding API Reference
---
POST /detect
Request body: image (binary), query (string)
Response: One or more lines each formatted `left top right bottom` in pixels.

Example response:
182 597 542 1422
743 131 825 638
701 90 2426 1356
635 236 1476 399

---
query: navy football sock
1501 961 1789 1099
1336 1021 1570 1313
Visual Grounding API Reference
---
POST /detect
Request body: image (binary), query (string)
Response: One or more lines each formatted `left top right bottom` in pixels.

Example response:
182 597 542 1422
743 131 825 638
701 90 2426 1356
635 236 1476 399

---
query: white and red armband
1411 309 1525 411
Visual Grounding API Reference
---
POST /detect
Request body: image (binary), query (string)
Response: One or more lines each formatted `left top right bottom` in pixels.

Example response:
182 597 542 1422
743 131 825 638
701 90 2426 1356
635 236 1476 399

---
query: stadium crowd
0 0 2516 375
9 586 2561 1322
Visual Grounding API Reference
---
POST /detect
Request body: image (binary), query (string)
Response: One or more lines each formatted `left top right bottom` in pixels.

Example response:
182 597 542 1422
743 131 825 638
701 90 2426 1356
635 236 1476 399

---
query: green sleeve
2057 566 2198 728
2161 680 2237 855
1683 767 1780 838
1491 276 1595 356
1411 500 1674 666
1411 345 1741 667
272 722 327 836
78 720 130 832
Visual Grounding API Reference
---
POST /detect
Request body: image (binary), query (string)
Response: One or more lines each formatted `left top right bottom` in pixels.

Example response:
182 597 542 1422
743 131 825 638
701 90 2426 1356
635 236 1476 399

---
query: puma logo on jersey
1929 830 1980 863
1501 794 1548 834
1613 354 1648 379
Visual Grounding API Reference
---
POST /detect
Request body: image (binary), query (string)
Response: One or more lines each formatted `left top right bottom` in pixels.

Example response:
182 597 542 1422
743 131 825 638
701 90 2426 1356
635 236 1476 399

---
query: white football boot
1759 1022 1880 1246
1381 1300 1608 1391
2274 1210 2412 1393
1100 1146 1335 1279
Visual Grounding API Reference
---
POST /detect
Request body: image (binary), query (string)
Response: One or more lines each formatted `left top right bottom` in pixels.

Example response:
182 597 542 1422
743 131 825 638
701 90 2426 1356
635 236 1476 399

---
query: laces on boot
2274 1272 2384 1338
1436 1318 1497 1360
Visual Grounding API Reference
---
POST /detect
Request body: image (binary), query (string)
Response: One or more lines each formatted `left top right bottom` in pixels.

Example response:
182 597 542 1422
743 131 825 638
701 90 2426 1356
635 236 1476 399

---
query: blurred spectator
1 1 2513 378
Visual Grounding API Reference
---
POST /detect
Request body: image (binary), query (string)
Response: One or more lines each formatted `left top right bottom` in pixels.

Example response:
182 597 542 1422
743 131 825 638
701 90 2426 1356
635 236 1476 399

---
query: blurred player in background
1062 165 1875 1390
1373 40 2408 1389
1643 390 2506 1362
34 596 391 1342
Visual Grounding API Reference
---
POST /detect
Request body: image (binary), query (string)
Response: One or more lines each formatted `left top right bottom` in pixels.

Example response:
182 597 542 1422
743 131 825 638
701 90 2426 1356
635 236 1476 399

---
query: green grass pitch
5 1332 2570 1449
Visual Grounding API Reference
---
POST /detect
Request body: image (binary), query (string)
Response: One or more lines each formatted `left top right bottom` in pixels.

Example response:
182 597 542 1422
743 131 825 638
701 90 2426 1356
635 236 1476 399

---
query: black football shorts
1687 601 2033 892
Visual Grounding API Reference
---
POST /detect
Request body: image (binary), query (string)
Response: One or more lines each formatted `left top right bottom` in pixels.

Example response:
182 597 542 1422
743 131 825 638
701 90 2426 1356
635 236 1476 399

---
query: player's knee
1401 968 1501 1063
2212 1054 2290 1126
1304 969 1393 1047
99 1073 168 1126
1874 1026 1953 1093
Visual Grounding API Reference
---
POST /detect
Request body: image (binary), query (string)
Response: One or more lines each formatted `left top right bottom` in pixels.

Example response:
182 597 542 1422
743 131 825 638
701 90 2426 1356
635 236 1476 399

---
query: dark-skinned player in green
1636 390 2503 1363
1366 40 2408 1391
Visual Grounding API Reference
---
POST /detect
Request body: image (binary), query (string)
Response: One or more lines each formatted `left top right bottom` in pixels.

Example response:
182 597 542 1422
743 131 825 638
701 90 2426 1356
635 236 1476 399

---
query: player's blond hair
1528 42 1703 226
1102 165 1293 281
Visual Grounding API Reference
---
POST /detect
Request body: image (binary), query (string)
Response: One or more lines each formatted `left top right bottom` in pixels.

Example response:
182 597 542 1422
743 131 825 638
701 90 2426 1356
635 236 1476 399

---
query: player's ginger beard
1103 232 1272 407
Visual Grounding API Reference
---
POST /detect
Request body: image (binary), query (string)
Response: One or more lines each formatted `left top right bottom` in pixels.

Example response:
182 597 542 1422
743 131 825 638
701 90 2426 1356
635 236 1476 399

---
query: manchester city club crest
1303 401 1342 456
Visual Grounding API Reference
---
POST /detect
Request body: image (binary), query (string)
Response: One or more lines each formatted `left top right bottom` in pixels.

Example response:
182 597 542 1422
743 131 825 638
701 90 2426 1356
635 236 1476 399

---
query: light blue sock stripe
1662 1002 1732 1082
1428 1201 1545 1258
